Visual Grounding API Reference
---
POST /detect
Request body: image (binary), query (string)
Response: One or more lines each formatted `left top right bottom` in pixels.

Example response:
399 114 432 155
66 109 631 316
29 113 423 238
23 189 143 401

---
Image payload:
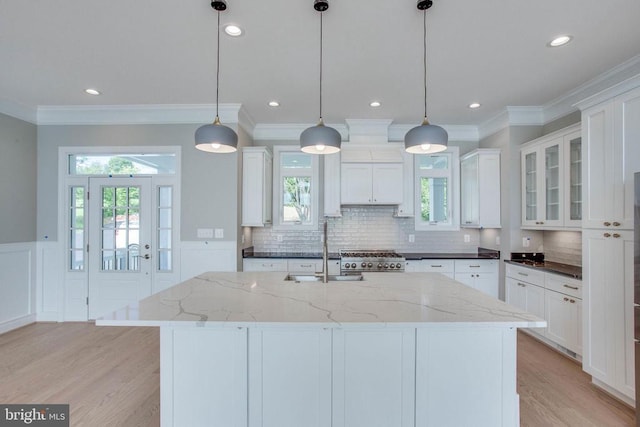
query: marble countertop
97 271 545 329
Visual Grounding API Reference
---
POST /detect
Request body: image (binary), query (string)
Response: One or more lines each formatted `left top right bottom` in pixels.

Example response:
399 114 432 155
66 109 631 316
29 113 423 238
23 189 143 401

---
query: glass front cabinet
520 124 581 229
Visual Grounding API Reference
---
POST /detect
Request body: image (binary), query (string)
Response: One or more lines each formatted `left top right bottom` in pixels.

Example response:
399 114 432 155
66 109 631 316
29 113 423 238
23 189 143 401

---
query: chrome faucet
322 220 329 283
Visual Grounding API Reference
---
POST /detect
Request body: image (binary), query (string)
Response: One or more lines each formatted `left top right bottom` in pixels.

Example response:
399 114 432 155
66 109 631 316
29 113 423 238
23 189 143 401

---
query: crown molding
252 123 349 141
574 72 640 111
36 104 243 126
477 106 544 140
0 98 37 124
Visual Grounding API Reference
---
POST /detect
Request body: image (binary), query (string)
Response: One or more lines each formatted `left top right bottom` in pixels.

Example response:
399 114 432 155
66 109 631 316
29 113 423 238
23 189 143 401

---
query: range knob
345 263 350 269
383 263 389 269
390 264 396 269
361 262 367 268
351 263 357 268
395 263 402 269
367 262 373 268
378 263 383 269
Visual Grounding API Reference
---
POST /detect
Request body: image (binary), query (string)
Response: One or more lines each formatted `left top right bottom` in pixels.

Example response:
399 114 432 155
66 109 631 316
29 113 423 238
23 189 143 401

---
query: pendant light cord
423 9 428 120
319 11 324 121
216 10 221 120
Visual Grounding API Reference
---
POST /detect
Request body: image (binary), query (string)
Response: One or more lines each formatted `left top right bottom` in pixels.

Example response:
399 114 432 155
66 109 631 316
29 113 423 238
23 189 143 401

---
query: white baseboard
591 378 635 408
0 313 36 335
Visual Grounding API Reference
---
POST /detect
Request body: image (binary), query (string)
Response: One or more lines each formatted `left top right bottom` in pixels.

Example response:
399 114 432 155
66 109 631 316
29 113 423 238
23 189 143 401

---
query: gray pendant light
300 0 341 155
195 0 238 154
405 0 448 154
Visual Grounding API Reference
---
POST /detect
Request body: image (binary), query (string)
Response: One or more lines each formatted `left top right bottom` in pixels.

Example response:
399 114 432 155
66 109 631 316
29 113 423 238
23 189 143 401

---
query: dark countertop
504 260 582 280
243 247 500 261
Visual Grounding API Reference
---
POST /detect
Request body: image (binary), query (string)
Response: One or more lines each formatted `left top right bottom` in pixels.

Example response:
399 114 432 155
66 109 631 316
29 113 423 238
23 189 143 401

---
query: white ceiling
1 0 640 131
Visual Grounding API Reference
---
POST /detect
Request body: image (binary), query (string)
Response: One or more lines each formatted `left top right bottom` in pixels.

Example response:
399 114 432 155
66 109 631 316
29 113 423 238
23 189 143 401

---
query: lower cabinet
243 258 340 275
454 260 499 298
505 264 582 356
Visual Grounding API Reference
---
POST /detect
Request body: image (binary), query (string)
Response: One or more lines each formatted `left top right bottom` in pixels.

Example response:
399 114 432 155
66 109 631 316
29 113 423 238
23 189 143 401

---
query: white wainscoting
36 241 63 322
179 241 237 281
0 242 36 334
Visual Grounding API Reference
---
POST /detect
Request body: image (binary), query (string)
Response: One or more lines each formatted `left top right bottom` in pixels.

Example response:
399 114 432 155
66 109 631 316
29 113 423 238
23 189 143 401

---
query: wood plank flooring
0 323 636 426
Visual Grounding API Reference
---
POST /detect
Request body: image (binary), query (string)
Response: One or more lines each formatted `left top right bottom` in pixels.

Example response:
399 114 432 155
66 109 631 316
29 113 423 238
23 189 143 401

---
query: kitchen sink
284 274 364 282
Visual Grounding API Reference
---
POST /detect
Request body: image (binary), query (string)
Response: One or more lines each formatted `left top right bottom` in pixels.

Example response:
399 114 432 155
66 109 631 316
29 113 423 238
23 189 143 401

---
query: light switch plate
197 228 214 238
408 234 415 243
215 228 224 239
464 234 470 243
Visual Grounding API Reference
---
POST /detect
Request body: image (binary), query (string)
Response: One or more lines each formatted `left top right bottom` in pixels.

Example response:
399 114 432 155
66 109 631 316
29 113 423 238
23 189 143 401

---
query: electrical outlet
197 228 214 239
408 234 415 243
464 234 470 243
214 228 224 239
522 237 530 248
276 234 283 242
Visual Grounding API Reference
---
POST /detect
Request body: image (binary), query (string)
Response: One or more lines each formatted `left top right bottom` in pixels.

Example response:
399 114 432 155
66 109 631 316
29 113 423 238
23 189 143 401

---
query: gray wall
0 113 37 244
37 123 241 242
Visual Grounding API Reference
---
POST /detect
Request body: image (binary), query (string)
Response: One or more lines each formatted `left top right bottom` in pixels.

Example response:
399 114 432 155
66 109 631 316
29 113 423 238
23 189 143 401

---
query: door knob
143 254 151 260
145 244 150 249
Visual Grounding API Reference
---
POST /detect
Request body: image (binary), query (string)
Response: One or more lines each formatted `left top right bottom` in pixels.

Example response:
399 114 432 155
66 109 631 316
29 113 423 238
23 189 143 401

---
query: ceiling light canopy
300 0 341 155
370 101 381 107
405 0 448 155
85 88 101 96
195 0 238 154
268 100 280 107
548 35 573 47
469 102 481 109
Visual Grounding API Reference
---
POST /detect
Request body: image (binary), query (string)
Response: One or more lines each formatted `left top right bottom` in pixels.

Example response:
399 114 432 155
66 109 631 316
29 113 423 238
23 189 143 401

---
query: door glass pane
101 185 141 271
545 145 560 220
569 137 582 221
69 153 177 175
157 186 173 271
69 186 86 271
525 152 537 221
420 177 448 223
282 153 312 169
418 155 448 170
283 176 312 223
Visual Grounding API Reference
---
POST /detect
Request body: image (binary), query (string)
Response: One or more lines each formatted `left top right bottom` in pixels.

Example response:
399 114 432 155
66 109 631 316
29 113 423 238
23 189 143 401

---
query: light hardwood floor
0 323 635 426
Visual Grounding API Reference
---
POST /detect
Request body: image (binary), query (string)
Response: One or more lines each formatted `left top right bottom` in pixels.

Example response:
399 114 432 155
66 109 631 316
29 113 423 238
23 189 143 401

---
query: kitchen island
98 271 545 427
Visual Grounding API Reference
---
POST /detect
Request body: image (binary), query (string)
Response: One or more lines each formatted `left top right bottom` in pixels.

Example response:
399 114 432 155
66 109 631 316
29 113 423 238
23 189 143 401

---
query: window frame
272 146 319 231
414 147 460 231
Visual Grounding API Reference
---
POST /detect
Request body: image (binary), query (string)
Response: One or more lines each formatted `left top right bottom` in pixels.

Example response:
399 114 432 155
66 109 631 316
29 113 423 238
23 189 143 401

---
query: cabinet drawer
454 259 497 273
243 259 288 272
505 264 545 287
421 259 455 273
287 259 322 273
545 274 582 299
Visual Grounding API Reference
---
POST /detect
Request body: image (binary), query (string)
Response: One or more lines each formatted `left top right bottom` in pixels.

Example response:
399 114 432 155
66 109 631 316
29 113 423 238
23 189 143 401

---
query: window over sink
414 147 460 231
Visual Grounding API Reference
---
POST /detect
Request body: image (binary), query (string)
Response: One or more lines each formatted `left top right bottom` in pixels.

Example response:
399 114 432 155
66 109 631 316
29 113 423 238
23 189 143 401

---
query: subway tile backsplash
252 206 480 253
542 230 582 266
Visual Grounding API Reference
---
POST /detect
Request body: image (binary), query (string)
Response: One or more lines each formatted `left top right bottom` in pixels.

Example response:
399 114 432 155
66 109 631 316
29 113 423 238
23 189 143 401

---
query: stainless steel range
339 249 405 274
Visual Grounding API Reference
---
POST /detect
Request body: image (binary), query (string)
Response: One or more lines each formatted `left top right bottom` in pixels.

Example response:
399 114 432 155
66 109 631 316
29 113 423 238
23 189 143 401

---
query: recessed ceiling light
548 35 573 47
468 102 481 109
85 88 100 96
268 101 280 107
370 101 381 107
224 24 243 37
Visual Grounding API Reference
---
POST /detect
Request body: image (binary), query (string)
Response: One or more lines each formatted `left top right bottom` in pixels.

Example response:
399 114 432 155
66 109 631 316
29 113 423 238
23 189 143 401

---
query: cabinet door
474 273 498 299
372 163 403 204
460 155 479 226
242 148 272 227
454 273 475 290
249 328 332 427
506 278 526 310
525 282 546 337
332 329 415 427
521 146 540 227
564 130 582 227
541 139 564 227
617 86 640 230
323 152 342 217
582 229 635 399
341 164 372 204
545 290 570 349
243 258 288 272
395 151 414 217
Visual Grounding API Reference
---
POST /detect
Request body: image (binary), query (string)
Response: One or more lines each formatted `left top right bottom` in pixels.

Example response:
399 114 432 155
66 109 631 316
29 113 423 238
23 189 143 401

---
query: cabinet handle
563 284 579 290
613 233 621 238
604 221 611 227
517 272 528 277
563 297 569 302
517 282 526 287
300 264 313 268
612 221 621 227
604 233 611 238
469 265 481 268
569 299 576 304
431 265 443 268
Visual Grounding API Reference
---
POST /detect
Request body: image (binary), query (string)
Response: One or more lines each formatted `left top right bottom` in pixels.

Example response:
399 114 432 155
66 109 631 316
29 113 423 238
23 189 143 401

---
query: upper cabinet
581 86 640 230
340 146 404 205
521 124 581 229
460 149 501 228
242 147 272 227
323 152 342 217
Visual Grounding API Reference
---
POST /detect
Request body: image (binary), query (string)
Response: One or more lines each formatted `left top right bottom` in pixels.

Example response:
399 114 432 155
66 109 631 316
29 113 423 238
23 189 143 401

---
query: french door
88 177 152 319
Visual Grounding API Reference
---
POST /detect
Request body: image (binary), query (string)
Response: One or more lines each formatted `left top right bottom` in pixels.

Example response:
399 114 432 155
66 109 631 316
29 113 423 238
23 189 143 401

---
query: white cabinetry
404 259 454 278
460 149 501 228
394 150 415 217
582 229 635 400
454 259 499 298
521 124 581 229
324 152 342 217
581 86 640 230
341 163 403 205
243 258 288 272
242 147 272 227
579 83 640 403
243 258 340 275
505 264 582 355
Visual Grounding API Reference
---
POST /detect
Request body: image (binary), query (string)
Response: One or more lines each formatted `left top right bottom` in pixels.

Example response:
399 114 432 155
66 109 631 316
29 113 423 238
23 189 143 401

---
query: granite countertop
504 260 582 280
97 271 545 328
243 247 499 261
243 249 340 259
